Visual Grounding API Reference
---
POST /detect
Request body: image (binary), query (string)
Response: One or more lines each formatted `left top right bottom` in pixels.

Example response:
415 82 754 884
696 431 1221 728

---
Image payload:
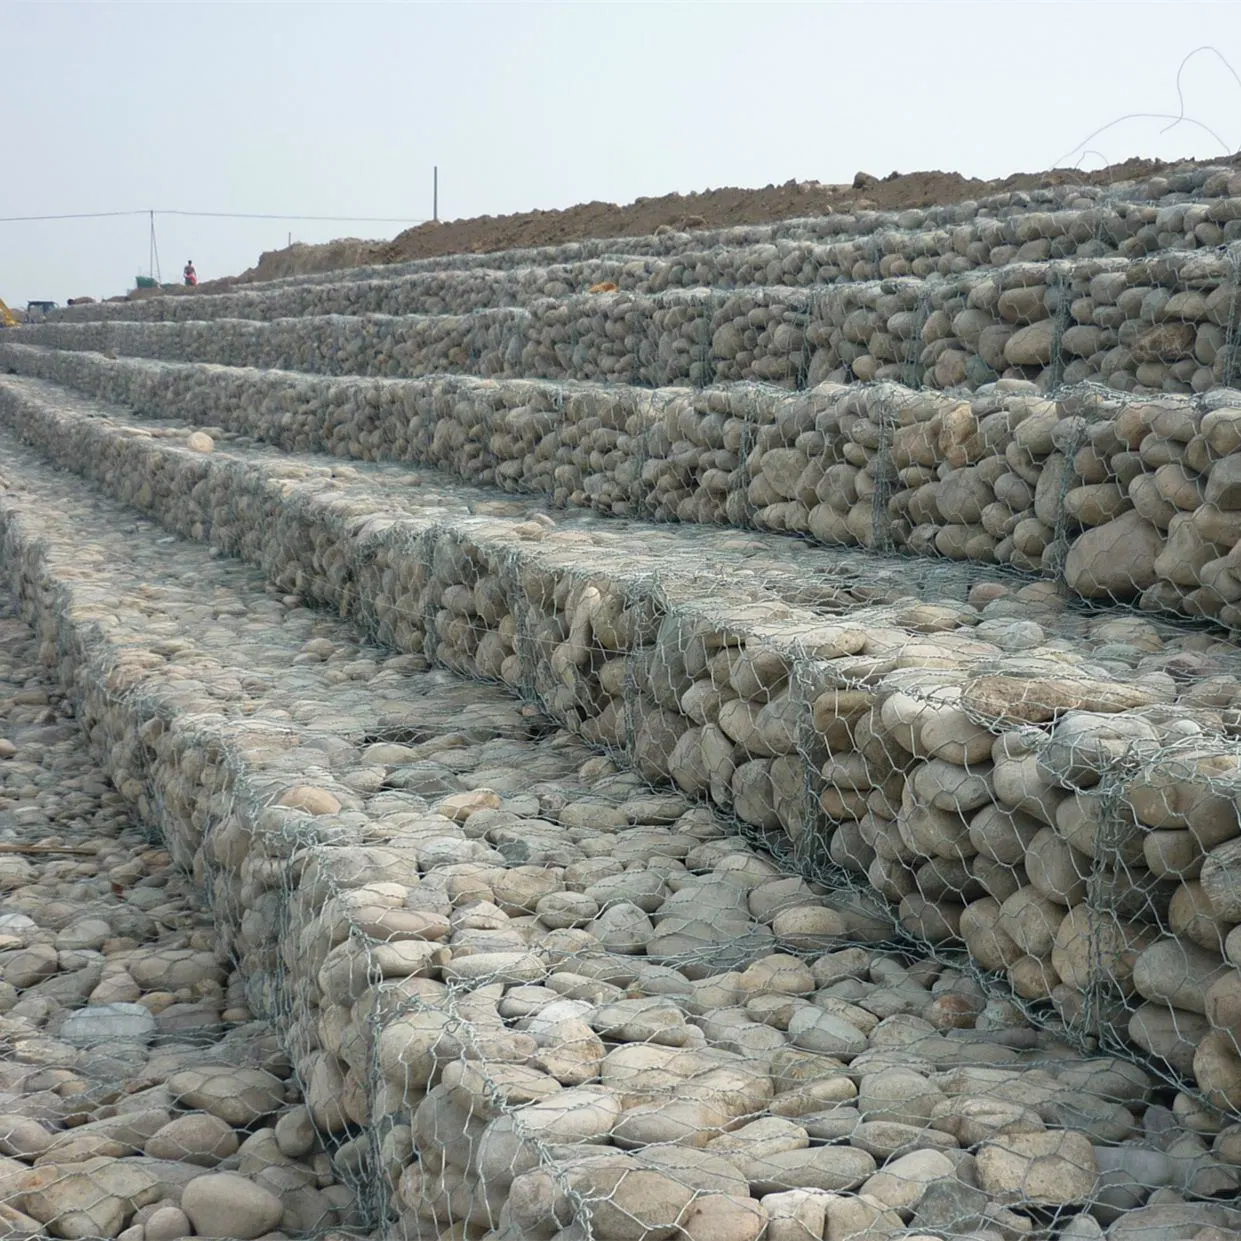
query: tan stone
181 1171 283 1240
144 1114 238 1166
166 1066 286 1126
435 789 502 821
678 1193 767 1241
860 1148 956 1212
962 674 1157 725
1052 905 1156 994
276 785 342 815
1202 838 1241 920
1195 1030 1241 1113
1063 512 1164 600
976 1130 1099 1205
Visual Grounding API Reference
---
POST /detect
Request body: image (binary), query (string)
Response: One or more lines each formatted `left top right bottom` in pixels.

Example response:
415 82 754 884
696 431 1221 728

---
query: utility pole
148 210 162 284
433 166 438 223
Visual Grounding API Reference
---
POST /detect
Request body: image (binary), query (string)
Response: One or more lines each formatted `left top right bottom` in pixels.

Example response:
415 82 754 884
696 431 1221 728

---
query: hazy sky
3 1 1241 306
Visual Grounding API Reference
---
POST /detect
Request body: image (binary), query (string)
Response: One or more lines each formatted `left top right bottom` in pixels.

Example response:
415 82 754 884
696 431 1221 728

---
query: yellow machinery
0 298 18 328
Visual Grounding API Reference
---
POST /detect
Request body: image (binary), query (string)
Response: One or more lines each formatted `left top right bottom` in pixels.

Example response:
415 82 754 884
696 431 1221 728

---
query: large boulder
1064 512 1163 600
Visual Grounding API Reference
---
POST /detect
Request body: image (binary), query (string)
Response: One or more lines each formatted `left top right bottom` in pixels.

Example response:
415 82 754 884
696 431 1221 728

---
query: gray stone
59 1002 156 1047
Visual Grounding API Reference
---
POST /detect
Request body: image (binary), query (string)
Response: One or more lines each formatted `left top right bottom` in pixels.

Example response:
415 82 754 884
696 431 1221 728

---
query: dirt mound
174 154 1239 293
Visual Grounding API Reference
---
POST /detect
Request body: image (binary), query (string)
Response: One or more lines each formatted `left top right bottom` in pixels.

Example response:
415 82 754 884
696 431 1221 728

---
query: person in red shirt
184 261 197 287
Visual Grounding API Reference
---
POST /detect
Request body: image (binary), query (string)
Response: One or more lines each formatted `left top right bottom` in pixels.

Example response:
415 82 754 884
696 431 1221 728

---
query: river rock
1064 512 1164 599
741 1144 876 1195
181 1171 284 1239
144 1113 239 1166
166 1066 287 1126
859 1147 957 1212
976 1129 1099 1205
59 1003 156 1048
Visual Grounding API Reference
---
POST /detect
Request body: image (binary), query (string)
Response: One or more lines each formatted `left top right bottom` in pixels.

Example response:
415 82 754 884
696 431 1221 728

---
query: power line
0 210 146 222
0 208 426 224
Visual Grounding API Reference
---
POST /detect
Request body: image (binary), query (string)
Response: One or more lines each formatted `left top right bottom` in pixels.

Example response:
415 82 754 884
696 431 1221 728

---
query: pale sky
3 1 1241 306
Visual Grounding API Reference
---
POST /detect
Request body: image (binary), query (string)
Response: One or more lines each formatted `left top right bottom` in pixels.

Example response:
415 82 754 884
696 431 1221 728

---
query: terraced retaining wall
23 245 1241 396
53 194 1241 328
16 438 1241 1241
9 166 1241 1241
9 343 1241 635
4 374 1241 1143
